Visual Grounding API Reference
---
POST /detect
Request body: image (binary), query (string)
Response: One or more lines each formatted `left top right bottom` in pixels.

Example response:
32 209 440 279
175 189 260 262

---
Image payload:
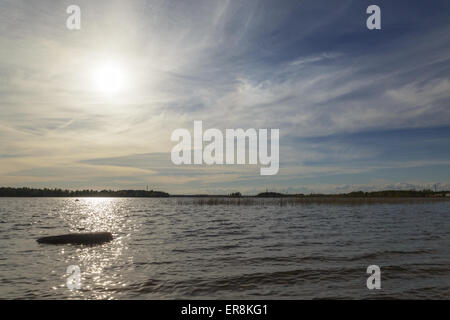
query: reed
177 197 450 206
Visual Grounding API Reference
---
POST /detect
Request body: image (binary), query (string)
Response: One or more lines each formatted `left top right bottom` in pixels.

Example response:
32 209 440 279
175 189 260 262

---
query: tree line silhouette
0 187 448 198
0 187 169 197
255 190 448 198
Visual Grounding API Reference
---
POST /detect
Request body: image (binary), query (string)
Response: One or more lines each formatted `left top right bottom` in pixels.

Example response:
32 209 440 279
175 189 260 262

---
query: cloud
0 0 450 193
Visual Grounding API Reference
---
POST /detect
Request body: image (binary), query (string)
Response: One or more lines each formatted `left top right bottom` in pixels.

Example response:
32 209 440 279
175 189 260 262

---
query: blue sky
1 0 450 194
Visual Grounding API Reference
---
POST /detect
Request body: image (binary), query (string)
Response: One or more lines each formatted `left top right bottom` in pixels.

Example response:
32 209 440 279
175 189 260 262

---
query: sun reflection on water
53 198 134 299
65 198 123 233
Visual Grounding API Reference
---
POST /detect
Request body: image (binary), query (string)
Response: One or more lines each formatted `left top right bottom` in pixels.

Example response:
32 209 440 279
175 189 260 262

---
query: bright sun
92 61 125 94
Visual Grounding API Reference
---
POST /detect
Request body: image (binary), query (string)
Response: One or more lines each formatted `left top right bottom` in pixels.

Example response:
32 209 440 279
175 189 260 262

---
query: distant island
0 187 449 198
254 190 450 198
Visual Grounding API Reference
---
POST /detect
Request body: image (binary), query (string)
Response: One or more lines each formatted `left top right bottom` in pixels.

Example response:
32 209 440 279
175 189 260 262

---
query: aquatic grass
178 197 450 206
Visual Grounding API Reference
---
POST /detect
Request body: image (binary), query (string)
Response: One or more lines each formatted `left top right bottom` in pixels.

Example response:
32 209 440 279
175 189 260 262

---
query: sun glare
92 61 125 94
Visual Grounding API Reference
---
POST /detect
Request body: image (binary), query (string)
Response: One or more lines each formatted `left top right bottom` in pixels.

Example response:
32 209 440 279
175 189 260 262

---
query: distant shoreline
1 187 449 199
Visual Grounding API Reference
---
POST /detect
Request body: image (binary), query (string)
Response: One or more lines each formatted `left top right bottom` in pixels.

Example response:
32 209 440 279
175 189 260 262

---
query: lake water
0 198 448 299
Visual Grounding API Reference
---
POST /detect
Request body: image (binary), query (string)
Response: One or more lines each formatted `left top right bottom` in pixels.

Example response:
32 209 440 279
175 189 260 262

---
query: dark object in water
37 232 113 245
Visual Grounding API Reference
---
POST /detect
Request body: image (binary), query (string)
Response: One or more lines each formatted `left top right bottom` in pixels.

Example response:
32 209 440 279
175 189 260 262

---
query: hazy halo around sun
92 61 126 94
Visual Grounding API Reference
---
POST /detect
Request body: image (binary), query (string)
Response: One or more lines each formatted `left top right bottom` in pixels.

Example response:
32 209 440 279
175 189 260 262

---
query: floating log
37 232 113 245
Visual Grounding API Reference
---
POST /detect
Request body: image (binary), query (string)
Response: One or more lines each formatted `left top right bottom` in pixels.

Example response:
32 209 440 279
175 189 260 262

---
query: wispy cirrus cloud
1 0 450 193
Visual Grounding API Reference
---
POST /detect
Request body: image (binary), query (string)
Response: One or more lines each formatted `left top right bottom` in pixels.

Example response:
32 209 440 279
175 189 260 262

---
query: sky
1 0 450 194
